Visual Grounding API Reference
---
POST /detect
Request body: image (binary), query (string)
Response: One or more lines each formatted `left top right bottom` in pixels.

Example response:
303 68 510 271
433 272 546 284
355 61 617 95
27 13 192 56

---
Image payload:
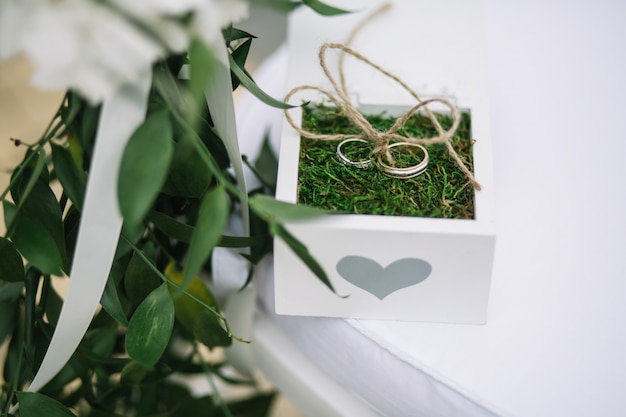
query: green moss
297 103 475 219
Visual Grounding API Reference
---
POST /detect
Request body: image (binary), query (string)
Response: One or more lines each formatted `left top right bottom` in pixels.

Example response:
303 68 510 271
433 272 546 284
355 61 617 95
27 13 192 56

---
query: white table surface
234 1 626 416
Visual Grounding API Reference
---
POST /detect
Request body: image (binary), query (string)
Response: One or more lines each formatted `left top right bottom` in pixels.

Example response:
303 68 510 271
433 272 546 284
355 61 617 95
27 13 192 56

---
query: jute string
284 3 481 190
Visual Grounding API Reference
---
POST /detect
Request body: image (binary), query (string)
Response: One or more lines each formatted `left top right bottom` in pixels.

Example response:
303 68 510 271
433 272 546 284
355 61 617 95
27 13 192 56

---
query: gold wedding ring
377 142 429 179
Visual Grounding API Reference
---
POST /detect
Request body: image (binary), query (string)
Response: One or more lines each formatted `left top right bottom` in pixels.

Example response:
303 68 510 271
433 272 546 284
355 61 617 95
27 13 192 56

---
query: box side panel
274 225 495 323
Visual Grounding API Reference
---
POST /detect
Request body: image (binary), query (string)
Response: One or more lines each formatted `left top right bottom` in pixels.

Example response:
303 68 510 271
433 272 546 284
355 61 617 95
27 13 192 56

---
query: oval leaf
183 186 229 287
11 211 64 276
0 283 21 345
10 148 47 206
149 210 194 243
124 251 161 305
9 180 68 274
163 262 227 348
161 134 213 198
126 283 175 367
271 222 337 294
229 55 296 109
120 360 149 385
0 237 24 282
302 0 351 15
51 143 86 210
118 109 174 230
189 38 217 107
17 391 77 417
101 269 129 327
193 309 232 349
230 38 253 90
249 194 327 221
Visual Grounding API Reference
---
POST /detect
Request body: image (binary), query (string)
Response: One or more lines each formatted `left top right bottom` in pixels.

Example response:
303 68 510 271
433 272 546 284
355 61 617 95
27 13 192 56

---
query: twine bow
284 4 481 190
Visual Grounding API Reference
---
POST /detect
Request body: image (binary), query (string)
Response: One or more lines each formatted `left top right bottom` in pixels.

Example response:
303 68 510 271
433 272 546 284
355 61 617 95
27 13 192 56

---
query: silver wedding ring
336 138 373 168
378 142 429 179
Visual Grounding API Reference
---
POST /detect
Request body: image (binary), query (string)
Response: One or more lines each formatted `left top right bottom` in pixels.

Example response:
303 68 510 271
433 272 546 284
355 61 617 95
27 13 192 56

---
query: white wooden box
274 0 496 323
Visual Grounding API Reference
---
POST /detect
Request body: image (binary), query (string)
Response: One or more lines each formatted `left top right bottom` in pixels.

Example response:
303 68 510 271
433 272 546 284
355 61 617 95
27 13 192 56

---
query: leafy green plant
0 3 347 415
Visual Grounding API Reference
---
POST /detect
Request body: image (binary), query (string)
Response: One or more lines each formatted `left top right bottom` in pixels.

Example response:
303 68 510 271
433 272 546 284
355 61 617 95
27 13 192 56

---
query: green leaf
253 133 279 188
0 237 24 282
114 222 144 261
302 0 351 15
0 282 21 345
23 268 41 366
248 0 301 12
8 181 67 275
163 262 228 349
0 298 18 346
60 91 82 127
10 211 63 275
43 279 63 326
120 360 149 385
149 210 265 248
118 109 174 231
67 134 84 172
249 194 327 221
149 210 194 242
10 148 47 207
161 134 213 197
270 222 336 293
183 186 229 287
2 200 16 230
0 280 24 303
17 391 77 417
100 257 130 326
51 143 86 210
21 179 67 248
101 270 129 327
230 38 253 90
189 38 217 109
228 54 296 109
124 251 160 305
218 235 266 248
81 317 118 358
193 309 232 348
74 100 101 160
3 328 22 387
223 27 257 44
126 283 175 367
63 206 81 272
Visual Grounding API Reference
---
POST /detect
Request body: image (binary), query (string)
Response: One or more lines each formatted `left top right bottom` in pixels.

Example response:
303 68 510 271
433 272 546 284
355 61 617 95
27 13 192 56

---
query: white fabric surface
234 1 626 416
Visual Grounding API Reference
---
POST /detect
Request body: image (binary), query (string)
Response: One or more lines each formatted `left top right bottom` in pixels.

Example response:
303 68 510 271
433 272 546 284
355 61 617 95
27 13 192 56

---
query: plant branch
193 343 234 417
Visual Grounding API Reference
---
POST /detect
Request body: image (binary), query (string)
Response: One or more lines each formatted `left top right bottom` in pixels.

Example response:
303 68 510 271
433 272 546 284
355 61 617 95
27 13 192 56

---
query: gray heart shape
336 256 432 300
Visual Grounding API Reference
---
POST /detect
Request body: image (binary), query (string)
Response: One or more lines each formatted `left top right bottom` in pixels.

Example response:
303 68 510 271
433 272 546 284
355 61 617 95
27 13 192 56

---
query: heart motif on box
336 256 432 300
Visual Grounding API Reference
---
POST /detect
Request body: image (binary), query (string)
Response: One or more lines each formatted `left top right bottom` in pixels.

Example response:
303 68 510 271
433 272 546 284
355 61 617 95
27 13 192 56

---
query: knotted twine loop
283 4 481 190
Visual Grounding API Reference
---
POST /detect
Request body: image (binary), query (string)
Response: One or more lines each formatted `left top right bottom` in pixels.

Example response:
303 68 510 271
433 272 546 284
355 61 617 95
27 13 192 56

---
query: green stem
193 343 234 417
2 313 26 417
122 235 221 320
0 100 67 235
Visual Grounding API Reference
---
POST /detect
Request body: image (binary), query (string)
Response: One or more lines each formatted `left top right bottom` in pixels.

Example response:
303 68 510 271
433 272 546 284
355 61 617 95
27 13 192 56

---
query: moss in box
297 104 475 219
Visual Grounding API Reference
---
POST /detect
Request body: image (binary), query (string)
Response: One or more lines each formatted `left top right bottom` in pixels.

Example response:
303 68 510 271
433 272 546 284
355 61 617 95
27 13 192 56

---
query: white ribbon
27 69 152 394
204 38 249 237
203 37 256 376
